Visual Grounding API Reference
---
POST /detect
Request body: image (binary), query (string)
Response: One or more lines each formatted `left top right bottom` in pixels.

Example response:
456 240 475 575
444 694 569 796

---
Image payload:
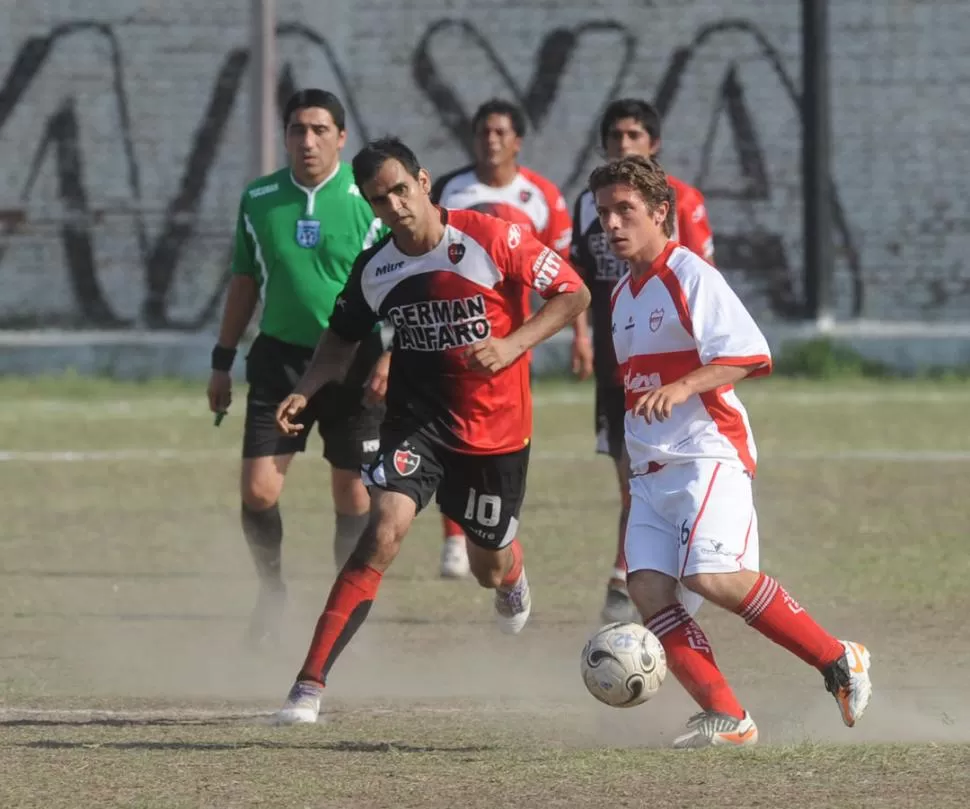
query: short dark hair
282 89 346 131
472 98 527 138
352 137 422 191
588 155 675 237
599 98 661 149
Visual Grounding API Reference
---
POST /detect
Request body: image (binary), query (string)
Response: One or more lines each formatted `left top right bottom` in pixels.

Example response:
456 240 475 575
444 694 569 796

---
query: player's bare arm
275 329 361 434
207 274 260 414
465 285 591 374
570 313 594 379
633 361 765 424
363 349 392 405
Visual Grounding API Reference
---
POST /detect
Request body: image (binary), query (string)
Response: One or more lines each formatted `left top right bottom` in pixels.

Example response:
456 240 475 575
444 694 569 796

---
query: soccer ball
581 622 667 708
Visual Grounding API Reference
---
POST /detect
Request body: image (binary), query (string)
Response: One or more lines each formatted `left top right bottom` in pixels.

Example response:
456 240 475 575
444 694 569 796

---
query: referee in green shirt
207 89 389 648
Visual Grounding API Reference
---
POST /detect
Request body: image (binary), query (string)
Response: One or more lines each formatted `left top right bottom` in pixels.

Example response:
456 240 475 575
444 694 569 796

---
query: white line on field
1 387 970 421
0 707 272 721
0 704 538 722
1 447 969 464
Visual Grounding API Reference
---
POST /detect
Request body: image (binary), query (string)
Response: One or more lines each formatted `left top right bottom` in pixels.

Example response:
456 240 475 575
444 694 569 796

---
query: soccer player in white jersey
591 155 873 749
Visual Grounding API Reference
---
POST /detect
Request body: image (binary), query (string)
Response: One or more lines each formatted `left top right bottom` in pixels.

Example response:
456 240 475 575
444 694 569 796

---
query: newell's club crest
447 243 466 264
519 189 532 203
393 448 421 477
649 308 664 332
295 219 321 248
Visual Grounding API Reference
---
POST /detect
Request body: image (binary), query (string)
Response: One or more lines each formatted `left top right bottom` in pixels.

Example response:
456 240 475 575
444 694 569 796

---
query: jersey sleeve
492 219 585 299
569 193 593 281
541 184 573 259
677 264 771 376
677 187 715 264
362 217 388 250
230 193 261 283
329 258 380 342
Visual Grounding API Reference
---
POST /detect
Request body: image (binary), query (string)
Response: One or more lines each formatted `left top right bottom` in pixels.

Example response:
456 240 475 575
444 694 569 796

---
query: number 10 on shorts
464 488 501 527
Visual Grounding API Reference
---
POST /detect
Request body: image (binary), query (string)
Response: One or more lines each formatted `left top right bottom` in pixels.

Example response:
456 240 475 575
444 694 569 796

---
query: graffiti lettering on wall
0 18 861 329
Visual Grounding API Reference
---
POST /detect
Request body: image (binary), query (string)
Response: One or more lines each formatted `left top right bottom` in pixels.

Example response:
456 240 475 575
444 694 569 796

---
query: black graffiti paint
0 17 862 328
651 19 862 316
0 22 367 329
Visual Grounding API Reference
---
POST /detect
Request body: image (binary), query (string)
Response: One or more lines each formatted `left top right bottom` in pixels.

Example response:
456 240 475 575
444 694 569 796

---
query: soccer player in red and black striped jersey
431 99 593 578
272 137 591 723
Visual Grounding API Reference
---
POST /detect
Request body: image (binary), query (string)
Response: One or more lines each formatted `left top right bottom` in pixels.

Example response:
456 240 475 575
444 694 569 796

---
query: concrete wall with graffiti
1 0 967 332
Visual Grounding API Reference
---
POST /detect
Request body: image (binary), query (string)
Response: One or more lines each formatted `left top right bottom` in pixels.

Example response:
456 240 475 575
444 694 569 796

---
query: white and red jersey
331 208 585 455
610 241 771 476
432 165 572 257
432 165 572 332
573 174 714 387
668 176 714 264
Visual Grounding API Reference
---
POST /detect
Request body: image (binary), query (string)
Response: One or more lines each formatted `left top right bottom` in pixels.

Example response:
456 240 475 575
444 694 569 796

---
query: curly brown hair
588 155 675 237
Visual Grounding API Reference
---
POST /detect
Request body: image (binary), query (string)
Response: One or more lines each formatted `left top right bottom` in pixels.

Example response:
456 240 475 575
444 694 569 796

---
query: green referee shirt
231 162 385 348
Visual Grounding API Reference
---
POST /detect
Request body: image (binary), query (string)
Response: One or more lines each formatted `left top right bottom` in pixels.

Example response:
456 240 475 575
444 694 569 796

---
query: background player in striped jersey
571 98 715 623
207 90 388 649
432 98 593 578
592 154 872 748
272 137 590 724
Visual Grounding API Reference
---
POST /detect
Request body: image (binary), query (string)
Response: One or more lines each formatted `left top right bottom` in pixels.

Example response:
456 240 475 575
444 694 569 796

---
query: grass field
1 376 969 808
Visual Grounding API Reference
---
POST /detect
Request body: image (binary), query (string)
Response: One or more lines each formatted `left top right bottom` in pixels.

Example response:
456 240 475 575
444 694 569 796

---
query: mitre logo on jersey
447 243 466 264
387 295 491 352
624 368 662 394
295 219 320 248
375 260 404 276
392 448 421 477
649 308 664 332
507 224 522 249
531 248 561 292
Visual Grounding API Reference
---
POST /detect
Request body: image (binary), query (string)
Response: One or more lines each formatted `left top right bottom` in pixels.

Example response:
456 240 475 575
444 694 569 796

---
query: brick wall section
0 0 967 329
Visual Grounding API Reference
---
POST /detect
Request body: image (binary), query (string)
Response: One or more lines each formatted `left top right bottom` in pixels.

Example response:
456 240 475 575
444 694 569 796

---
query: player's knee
240 483 280 512
681 572 722 601
351 519 403 569
627 569 679 620
682 571 753 611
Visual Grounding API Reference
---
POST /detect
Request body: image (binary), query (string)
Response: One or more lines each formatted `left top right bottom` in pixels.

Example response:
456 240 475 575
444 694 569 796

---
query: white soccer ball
581 622 667 708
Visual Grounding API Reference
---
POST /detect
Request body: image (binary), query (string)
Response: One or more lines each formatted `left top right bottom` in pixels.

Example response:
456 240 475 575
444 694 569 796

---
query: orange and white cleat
823 640 872 727
672 710 758 749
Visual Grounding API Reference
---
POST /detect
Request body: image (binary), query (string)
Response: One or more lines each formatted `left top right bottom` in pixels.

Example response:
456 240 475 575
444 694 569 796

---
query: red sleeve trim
709 354 773 377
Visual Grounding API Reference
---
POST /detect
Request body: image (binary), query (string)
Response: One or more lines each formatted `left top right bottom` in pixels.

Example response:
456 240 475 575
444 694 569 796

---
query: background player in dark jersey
206 90 388 649
430 98 594 579
571 98 715 623
270 137 590 724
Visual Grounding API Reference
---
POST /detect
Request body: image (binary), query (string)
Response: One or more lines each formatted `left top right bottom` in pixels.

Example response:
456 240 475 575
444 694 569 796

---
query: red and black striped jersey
330 208 585 455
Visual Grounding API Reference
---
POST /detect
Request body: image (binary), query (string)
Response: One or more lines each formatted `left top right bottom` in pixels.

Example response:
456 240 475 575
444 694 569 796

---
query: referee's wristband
211 345 237 372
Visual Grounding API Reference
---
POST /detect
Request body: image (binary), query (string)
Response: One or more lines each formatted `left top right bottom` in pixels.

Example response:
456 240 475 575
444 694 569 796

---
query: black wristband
211 345 237 372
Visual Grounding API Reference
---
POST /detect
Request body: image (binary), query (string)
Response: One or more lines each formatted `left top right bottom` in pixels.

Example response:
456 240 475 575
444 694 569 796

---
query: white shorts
625 460 760 580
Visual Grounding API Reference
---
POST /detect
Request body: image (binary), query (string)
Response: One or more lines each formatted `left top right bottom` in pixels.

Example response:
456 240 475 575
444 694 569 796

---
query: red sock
499 539 523 589
298 565 383 685
646 604 745 719
737 573 843 669
442 515 465 540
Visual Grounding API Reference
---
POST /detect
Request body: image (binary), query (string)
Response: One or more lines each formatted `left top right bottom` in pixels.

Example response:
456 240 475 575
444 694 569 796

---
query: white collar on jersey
289 161 342 216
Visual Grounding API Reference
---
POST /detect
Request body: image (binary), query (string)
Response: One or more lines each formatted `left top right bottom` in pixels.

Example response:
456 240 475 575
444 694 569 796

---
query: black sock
241 503 283 587
333 512 370 569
